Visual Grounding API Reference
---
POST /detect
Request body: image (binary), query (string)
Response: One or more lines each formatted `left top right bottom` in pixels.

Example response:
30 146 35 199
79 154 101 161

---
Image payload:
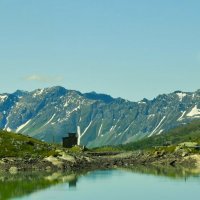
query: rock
184 154 200 168
26 140 34 146
178 142 198 148
0 160 5 165
169 160 176 166
84 156 93 162
44 156 63 168
175 146 181 152
55 149 62 154
153 151 160 157
45 166 52 171
59 152 76 163
182 152 188 157
9 166 18 174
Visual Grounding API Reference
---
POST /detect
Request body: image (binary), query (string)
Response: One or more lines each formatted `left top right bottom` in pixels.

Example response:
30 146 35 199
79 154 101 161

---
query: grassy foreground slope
121 120 200 151
0 130 56 158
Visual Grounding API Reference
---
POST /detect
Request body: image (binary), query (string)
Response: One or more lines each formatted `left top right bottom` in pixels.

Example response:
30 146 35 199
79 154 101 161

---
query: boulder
9 166 18 174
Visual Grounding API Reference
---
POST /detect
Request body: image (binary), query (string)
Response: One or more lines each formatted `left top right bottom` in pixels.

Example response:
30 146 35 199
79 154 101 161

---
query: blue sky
0 0 200 101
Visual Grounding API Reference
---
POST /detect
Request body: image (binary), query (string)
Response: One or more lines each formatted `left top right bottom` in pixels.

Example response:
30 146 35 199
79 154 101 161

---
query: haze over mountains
0 86 200 147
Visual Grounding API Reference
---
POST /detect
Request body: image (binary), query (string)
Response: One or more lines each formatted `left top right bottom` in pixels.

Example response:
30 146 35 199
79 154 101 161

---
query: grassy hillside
121 120 200 151
0 130 57 158
2 119 200 157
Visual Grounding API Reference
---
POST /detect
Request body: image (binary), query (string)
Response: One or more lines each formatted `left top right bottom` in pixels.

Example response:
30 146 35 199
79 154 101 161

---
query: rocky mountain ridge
0 86 200 147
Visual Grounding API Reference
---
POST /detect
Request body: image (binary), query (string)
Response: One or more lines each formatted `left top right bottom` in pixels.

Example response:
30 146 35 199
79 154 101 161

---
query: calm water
2 167 200 200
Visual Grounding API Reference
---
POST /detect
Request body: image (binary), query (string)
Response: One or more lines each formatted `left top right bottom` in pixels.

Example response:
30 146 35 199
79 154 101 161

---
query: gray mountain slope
0 86 200 147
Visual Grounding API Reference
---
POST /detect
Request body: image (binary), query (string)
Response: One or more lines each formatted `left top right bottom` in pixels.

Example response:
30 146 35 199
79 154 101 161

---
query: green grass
90 146 122 152
120 120 200 151
2 119 200 157
67 145 84 153
0 130 57 158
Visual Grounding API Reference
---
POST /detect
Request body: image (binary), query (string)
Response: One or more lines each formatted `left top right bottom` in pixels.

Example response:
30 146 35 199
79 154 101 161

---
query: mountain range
0 86 200 147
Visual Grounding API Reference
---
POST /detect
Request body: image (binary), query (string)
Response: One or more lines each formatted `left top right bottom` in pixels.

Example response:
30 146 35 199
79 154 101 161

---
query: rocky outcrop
1 147 200 173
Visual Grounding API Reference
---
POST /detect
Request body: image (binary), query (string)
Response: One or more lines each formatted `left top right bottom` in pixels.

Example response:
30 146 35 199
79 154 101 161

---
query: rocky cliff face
0 86 200 147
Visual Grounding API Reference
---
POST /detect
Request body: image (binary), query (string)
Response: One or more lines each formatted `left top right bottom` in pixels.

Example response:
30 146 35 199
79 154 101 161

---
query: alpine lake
1 165 200 200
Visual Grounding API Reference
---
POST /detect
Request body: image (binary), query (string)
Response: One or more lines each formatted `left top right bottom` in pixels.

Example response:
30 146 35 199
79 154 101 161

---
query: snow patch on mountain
77 121 93 144
5 127 11 132
64 101 68 107
98 123 103 137
82 121 93 136
4 115 11 130
0 95 7 102
148 114 155 119
123 121 134 134
16 119 31 133
149 116 166 137
157 129 164 135
176 92 187 101
65 106 80 118
178 111 186 121
43 114 56 127
33 89 44 98
187 105 200 117
138 101 147 104
110 118 120 132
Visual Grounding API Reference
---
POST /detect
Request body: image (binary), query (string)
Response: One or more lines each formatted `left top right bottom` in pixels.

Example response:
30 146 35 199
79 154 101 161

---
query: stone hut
62 133 78 148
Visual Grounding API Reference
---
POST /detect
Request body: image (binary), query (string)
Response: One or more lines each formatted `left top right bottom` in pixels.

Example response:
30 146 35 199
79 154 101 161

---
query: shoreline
1 149 200 174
